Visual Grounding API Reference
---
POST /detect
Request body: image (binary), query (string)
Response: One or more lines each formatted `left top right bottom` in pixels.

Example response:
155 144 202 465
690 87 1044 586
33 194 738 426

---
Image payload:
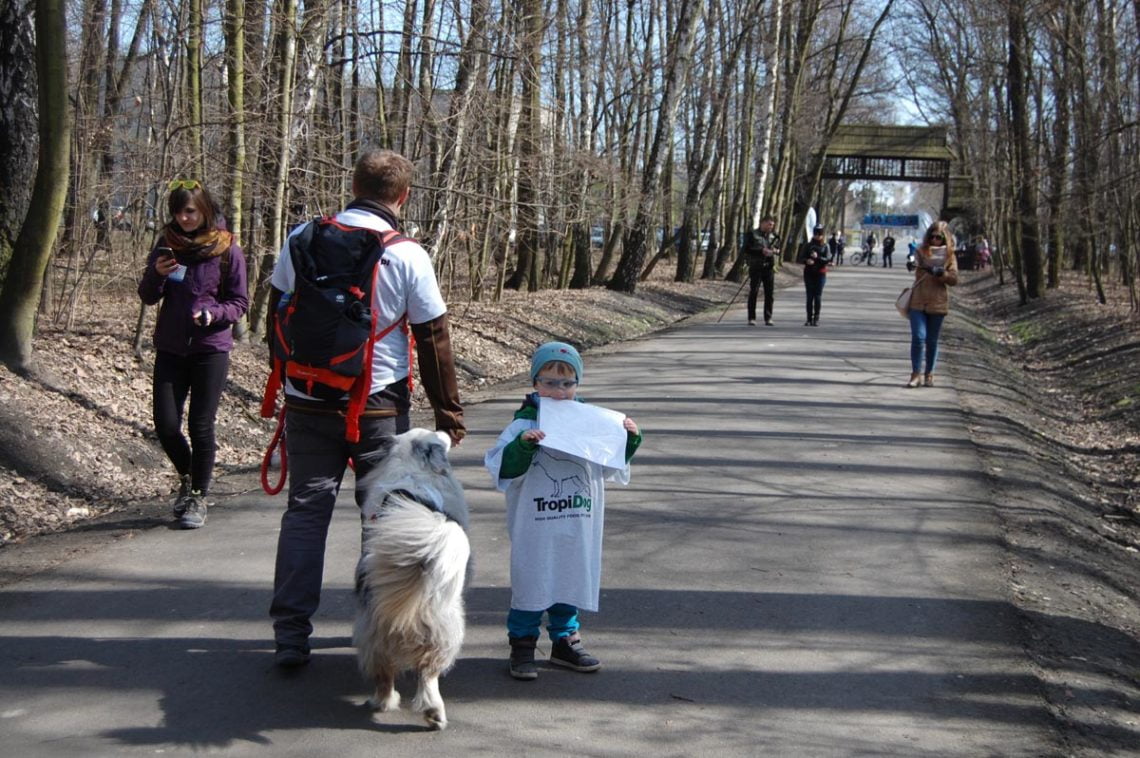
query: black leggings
152 350 230 493
804 274 826 321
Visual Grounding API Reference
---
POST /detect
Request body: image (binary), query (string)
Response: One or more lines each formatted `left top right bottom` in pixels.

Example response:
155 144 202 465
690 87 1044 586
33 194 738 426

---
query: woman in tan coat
906 221 959 387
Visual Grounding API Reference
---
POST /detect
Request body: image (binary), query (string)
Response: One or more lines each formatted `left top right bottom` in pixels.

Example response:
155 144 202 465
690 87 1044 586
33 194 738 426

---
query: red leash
261 406 288 495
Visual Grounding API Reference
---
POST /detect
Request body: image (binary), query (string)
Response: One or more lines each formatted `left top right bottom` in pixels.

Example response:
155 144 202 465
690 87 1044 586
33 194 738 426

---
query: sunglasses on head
167 179 201 192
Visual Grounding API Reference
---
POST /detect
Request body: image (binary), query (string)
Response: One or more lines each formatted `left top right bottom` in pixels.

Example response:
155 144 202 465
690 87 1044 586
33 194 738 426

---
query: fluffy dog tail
354 495 470 674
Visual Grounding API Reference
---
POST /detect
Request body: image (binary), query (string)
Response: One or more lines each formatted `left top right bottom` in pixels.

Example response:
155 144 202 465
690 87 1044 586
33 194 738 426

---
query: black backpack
262 217 409 441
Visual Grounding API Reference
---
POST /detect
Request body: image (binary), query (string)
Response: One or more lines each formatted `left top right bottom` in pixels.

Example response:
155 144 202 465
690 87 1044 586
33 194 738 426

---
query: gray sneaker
180 491 208 529
171 475 192 518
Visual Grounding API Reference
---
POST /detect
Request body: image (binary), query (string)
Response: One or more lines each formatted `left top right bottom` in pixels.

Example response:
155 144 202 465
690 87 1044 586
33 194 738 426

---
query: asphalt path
0 264 1060 756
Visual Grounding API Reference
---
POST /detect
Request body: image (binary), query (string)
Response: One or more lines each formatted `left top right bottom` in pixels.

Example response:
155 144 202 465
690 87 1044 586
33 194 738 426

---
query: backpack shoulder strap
342 228 413 443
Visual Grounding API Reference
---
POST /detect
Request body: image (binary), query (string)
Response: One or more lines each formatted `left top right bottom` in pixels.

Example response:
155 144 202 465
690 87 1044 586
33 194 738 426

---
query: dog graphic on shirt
531 451 589 498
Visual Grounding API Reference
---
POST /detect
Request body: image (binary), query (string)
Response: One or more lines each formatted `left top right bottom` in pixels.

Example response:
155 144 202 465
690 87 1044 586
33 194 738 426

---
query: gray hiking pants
269 408 408 649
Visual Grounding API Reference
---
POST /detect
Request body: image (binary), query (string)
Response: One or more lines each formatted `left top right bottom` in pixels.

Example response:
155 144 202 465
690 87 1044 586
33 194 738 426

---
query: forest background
0 0 1137 528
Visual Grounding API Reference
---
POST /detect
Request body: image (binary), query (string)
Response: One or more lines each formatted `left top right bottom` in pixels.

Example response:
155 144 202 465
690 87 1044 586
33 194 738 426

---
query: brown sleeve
410 313 466 443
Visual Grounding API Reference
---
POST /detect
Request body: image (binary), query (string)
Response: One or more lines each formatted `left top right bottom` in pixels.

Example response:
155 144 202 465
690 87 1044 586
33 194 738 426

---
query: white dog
354 428 470 730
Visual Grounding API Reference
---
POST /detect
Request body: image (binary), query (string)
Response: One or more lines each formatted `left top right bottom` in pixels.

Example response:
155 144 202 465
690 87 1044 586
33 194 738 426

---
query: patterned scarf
161 223 233 261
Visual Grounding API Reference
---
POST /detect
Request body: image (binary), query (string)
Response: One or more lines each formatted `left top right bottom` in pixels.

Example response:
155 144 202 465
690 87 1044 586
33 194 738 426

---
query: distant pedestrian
742 215 780 326
882 233 895 268
864 232 877 265
137 179 248 529
798 225 831 326
905 221 959 388
485 342 643 680
835 233 845 265
976 236 991 269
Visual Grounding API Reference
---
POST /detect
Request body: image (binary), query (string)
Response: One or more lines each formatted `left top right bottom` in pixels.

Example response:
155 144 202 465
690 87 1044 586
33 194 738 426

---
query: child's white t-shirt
271 208 446 397
485 416 630 612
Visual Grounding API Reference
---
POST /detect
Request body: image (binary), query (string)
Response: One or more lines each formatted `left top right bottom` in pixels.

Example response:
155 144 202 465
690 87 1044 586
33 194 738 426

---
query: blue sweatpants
508 604 580 641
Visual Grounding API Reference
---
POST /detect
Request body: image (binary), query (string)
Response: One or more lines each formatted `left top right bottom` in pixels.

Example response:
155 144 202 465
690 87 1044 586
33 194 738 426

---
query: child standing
485 342 642 680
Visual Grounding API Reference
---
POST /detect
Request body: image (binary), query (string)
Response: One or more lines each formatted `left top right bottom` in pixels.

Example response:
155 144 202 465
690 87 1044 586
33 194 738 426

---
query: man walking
266 148 466 668
743 215 780 326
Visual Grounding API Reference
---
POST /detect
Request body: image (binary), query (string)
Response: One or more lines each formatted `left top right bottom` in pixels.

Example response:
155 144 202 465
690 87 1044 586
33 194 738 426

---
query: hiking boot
508 636 538 680
549 633 600 672
275 644 311 669
171 475 192 518
180 491 208 529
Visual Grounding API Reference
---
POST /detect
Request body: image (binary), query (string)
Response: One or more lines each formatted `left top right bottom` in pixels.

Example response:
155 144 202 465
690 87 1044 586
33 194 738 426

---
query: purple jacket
137 242 249 355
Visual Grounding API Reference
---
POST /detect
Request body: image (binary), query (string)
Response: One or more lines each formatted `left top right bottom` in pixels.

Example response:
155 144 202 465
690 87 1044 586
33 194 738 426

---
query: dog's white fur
354 428 470 730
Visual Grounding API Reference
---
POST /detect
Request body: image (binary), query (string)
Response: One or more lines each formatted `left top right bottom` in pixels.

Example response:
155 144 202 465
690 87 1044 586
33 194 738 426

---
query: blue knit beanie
530 342 583 383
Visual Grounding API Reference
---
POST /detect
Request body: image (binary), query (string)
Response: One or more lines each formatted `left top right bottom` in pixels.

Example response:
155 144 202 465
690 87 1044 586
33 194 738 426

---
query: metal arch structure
821 125 973 218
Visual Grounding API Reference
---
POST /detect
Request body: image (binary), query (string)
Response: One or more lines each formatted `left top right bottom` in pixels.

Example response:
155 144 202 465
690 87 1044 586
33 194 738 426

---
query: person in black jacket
882 233 896 268
798 225 831 326
742 215 780 325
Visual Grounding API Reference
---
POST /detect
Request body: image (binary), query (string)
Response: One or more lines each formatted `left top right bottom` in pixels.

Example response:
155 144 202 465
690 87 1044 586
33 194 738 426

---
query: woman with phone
905 220 959 388
137 180 248 528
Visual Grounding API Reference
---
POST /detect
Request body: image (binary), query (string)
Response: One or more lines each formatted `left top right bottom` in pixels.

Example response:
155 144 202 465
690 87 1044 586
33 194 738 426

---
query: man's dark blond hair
353 148 413 202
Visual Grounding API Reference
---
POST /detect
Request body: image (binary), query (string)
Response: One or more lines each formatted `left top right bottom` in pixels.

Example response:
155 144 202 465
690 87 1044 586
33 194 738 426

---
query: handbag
895 273 926 317
895 286 913 317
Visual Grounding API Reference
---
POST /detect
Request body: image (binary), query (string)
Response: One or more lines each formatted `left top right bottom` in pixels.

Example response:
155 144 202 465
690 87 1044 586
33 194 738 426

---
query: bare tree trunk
1007 0 1043 298
750 0 783 228
225 0 246 239
0 0 70 371
505 0 543 291
427 0 488 264
247 0 299 337
609 0 705 294
188 0 204 175
0 0 38 269
1043 1 1073 290
393 0 417 154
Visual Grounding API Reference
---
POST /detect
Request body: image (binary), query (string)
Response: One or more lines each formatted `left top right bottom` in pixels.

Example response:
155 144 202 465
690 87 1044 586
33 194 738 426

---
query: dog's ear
416 433 451 475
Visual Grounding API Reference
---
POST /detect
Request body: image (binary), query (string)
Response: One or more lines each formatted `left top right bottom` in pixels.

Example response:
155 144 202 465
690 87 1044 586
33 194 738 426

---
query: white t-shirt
271 208 447 397
485 415 631 612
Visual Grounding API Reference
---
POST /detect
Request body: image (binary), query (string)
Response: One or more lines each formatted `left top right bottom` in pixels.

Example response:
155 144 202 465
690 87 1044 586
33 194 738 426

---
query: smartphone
157 247 187 281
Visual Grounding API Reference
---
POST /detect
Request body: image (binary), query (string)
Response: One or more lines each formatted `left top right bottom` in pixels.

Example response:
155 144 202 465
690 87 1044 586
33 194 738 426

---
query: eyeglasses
167 179 201 191
535 378 578 390
930 234 945 242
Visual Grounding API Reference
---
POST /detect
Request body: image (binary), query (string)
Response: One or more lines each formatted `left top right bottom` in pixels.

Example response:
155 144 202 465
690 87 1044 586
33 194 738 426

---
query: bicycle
849 248 877 266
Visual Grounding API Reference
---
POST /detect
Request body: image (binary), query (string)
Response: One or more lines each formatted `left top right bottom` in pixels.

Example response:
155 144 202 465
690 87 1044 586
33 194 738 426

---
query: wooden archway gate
821 125 972 219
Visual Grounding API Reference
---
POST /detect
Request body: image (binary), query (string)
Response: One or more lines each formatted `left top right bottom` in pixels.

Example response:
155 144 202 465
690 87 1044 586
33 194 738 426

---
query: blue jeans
909 310 946 374
270 408 408 649
508 604 580 641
